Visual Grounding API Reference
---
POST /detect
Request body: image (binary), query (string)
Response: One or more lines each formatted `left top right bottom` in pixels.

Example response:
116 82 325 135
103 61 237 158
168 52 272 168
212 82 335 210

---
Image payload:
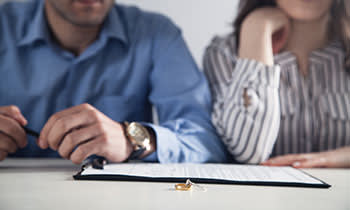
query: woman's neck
286 15 330 76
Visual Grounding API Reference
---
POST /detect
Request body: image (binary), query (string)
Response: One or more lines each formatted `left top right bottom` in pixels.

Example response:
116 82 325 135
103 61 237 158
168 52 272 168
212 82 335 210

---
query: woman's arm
262 146 350 168
239 7 290 66
204 8 290 164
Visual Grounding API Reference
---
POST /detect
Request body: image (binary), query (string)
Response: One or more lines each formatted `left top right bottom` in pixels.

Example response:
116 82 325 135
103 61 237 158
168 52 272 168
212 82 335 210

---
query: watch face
127 122 149 145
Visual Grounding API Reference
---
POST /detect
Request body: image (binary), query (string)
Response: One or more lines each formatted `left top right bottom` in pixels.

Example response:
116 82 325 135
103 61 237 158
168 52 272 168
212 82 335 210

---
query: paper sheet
81 163 323 184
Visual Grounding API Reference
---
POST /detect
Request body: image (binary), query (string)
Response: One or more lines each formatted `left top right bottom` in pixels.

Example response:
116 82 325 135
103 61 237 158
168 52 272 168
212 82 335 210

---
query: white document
81 163 324 185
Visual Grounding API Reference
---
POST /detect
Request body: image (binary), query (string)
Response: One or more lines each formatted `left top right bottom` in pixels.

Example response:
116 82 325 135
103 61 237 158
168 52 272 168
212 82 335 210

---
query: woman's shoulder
205 33 238 57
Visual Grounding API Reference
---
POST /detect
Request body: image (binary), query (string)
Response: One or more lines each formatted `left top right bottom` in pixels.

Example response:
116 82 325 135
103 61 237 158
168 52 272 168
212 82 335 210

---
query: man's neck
45 2 101 56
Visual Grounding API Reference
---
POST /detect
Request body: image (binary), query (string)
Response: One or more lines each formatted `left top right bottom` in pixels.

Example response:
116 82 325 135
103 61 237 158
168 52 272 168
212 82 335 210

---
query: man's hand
262 147 350 168
38 104 133 164
0 106 28 161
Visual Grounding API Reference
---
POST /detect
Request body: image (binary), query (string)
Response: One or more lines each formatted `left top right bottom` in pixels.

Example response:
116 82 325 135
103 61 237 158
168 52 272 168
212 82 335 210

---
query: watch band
128 147 146 160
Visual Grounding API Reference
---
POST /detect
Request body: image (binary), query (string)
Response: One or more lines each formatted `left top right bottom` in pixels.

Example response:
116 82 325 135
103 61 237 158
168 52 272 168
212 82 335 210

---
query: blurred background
0 0 239 68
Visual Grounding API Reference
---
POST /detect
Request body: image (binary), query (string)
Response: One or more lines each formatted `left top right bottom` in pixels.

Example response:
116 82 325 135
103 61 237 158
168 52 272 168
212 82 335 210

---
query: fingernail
16 116 27 125
22 117 28 125
20 143 26 149
38 138 44 149
293 162 301 167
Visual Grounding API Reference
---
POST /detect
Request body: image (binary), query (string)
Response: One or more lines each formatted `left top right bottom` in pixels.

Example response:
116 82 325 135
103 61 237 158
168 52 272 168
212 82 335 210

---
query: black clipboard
73 163 331 189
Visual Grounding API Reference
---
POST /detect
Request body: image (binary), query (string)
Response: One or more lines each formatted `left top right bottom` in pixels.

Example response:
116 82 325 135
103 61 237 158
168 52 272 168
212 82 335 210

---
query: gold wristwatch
124 122 152 160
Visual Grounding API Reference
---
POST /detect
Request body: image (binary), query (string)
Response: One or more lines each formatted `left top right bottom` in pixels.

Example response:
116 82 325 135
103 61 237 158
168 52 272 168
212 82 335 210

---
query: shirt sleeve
203 37 281 164
143 17 230 163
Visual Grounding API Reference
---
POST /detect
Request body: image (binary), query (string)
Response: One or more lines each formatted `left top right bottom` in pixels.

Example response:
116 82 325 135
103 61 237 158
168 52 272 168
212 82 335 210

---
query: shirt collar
18 1 128 47
101 6 129 45
309 41 344 66
17 0 49 47
274 40 345 68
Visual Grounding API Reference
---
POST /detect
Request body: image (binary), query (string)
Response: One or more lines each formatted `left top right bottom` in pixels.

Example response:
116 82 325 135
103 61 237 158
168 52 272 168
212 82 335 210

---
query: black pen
82 155 107 170
22 126 40 138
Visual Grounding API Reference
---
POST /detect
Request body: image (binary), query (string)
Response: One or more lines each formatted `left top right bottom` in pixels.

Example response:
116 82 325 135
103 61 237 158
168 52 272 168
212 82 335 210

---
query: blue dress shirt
0 0 229 163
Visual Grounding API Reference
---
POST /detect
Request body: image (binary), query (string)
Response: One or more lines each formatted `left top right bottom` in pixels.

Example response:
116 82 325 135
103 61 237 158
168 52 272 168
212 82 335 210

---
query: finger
70 138 103 164
46 108 100 151
293 157 328 168
262 154 298 166
39 103 95 149
0 133 18 154
0 115 27 148
0 105 27 126
58 123 102 159
262 154 310 166
0 150 8 161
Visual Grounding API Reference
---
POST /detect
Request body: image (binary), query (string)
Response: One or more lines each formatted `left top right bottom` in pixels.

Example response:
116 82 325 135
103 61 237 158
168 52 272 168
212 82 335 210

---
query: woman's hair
233 0 350 69
332 0 350 68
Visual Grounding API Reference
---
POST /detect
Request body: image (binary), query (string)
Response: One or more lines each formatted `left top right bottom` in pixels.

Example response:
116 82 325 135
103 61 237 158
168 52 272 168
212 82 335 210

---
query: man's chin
69 17 105 28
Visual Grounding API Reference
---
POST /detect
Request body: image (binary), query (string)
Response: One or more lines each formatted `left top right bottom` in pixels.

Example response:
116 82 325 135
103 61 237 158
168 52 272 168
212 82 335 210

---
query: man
0 0 229 164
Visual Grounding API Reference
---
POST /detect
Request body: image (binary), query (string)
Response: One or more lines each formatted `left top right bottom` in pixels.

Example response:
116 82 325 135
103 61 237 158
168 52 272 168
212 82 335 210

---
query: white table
0 159 349 210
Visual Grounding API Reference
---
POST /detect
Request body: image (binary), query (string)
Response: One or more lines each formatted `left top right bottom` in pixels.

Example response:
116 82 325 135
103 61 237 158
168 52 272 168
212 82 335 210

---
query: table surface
0 159 349 210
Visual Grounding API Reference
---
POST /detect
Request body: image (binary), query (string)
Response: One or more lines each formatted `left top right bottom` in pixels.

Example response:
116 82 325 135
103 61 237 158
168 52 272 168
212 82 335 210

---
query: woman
204 0 350 168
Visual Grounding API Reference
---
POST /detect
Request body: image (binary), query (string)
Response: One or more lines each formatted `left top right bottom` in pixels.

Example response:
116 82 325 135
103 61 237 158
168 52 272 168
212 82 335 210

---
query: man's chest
0 45 152 124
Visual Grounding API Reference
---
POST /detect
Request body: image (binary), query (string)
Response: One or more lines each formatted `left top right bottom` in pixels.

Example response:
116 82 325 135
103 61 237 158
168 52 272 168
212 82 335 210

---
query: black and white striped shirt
204 34 350 164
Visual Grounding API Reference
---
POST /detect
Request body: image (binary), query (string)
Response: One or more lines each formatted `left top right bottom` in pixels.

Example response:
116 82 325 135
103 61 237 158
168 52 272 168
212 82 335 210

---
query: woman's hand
262 147 350 168
239 7 291 66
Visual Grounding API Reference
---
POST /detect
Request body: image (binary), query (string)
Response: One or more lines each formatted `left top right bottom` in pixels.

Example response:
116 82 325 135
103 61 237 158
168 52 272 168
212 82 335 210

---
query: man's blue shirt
0 0 229 163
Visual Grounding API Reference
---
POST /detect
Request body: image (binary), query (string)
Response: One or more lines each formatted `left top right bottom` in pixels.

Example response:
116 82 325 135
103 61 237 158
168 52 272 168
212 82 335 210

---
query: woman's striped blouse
203 34 350 164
